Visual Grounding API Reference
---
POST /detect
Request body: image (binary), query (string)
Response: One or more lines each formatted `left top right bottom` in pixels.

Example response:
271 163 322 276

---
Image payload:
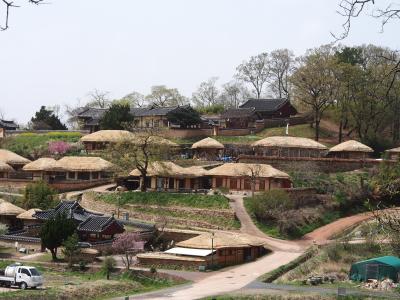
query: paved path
64 183 117 199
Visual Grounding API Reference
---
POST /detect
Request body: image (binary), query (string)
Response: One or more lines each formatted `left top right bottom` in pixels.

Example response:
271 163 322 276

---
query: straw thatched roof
191 137 224 149
386 147 400 153
184 166 208 176
177 231 267 249
329 140 373 153
80 130 135 143
130 161 197 178
206 163 290 179
80 130 178 147
0 161 13 172
22 158 57 171
0 200 26 216
252 136 327 150
48 156 115 172
0 149 31 165
17 208 42 220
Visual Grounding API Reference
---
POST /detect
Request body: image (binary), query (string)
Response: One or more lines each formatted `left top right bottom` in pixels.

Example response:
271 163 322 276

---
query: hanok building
0 199 26 231
239 98 297 119
33 200 125 243
0 149 31 170
0 119 18 131
207 163 292 191
131 105 193 129
129 161 210 192
137 231 268 268
328 140 373 160
74 107 107 133
0 161 13 179
252 136 328 158
80 130 136 151
191 137 225 160
386 147 400 161
17 209 42 227
22 158 57 181
220 108 261 129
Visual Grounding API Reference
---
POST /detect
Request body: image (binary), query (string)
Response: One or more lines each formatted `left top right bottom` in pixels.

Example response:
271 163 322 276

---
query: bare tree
1 0 43 31
86 89 111 108
236 53 270 99
120 91 146 108
291 45 340 141
241 164 263 197
269 49 295 99
220 80 250 108
192 77 220 107
146 85 187 107
334 0 400 40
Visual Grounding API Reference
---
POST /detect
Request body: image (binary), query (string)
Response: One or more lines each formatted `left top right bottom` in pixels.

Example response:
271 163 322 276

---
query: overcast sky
0 0 398 124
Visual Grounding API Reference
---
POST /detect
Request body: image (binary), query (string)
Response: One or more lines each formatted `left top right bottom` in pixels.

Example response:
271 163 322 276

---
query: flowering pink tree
48 141 71 156
112 232 145 270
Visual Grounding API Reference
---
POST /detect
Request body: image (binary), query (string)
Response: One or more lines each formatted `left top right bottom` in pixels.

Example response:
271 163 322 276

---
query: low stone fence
238 155 392 173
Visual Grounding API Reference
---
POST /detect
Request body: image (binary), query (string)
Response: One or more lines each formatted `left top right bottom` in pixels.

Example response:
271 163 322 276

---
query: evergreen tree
99 103 134 130
30 106 67 130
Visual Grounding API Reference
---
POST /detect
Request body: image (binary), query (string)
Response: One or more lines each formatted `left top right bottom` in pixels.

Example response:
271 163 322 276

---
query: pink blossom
48 141 71 155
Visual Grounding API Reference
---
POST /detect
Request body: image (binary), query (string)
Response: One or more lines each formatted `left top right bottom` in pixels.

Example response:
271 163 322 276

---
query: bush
23 180 57 210
102 256 117 280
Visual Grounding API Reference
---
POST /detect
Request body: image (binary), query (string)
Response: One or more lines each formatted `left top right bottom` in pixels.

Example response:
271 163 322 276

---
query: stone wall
238 155 393 173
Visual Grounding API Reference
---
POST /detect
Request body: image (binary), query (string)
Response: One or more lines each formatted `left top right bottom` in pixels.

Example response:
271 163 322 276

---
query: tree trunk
50 248 57 261
314 110 320 141
339 119 343 143
140 174 147 192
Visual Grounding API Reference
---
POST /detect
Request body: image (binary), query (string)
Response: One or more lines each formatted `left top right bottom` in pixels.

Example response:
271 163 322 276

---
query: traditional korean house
0 149 31 170
386 147 400 160
22 158 57 181
33 200 125 243
328 140 373 159
129 161 209 192
131 105 192 128
207 162 292 191
74 107 107 132
0 119 18 131
220 108 261 129
80 130 136 151
239 98 297 119
252 136 328 158
138 231 267 268
0 199 26 230
0 162 13 179
77 215 124 242
191 137 225 160
17 208 42 227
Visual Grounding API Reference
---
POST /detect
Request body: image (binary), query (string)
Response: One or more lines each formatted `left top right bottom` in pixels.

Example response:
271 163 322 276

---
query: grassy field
0 261 178 300
100 192 230 209
1 132 82 158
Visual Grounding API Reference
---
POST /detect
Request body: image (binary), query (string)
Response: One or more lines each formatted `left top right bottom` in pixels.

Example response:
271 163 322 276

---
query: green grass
213 135 261 144
257 124 333 140
100 192 230 209
1 132 82 158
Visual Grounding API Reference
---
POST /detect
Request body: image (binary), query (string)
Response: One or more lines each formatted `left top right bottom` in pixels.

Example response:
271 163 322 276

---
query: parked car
0 263 43 289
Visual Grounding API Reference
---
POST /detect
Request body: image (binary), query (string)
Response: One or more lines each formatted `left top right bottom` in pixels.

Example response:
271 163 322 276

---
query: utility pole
211 232 215 269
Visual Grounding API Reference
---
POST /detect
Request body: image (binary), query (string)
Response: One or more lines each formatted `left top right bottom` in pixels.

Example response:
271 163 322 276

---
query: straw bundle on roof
22 158 57 171
329 140 373 153
206 163 290 179
0 200 26 216
0 161 13 172
130 161 196 177
0 149 31 165
80 130 135 143
17 208 42 220
191 137 224 149
177 231 266 249
48 156 115 172
252 136 327 150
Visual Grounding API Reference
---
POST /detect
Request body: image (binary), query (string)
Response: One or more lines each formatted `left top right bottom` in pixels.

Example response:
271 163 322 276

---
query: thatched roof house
80 130 135 143
207 163 291 191
22 158 57 176
251 136 328 158
329 140 373 159
386 147 400 160
192 137 224 149
0 161 13 178
17 208 42 220
49 156 115 172
129 161 209 191
0 200 26 230
191 137 224 160
0 149 31 169
177 231 266 249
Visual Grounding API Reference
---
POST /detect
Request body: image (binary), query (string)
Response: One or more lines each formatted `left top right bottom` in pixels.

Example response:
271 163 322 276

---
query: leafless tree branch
1 0 44 31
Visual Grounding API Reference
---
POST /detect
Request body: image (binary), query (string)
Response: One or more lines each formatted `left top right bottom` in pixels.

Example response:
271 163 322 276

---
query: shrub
23 180 57 210
102 256 117 280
